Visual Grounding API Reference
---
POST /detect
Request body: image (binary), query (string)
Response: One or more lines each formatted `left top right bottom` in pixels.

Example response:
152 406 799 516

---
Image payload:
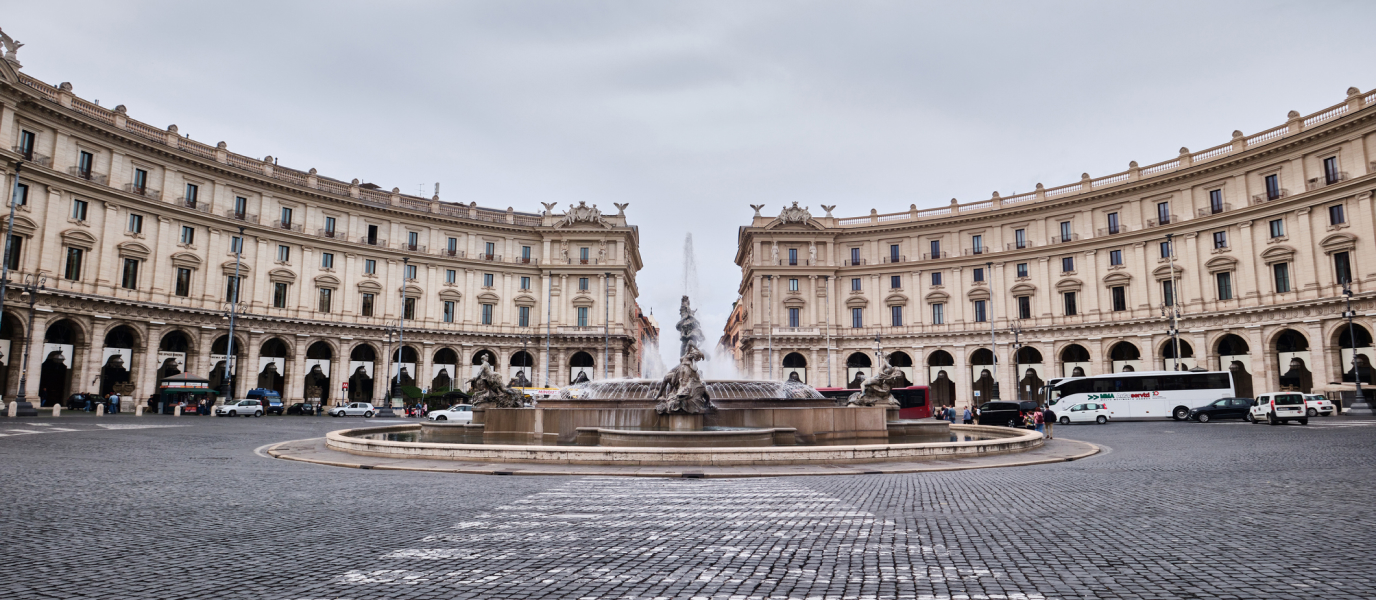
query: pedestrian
1023 410 1036 430
962 406 972 425
84 394 93 412
110 392 120 415
1033 406 1045 435
1043 405 1056 440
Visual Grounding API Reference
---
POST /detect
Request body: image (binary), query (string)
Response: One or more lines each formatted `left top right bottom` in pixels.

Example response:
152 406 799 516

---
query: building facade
0 39 645 408
726 86 1376 408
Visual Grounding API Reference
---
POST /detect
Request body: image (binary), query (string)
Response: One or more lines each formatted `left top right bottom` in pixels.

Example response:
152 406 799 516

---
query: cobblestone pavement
2 413 1374 599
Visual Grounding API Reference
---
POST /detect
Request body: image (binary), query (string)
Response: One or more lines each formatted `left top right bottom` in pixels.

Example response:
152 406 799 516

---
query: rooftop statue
847 355 903 408
676 295 706 358
0 28 23 67
467 355 523 408
655 345 712 415
558 201 611 229
778 201 812 224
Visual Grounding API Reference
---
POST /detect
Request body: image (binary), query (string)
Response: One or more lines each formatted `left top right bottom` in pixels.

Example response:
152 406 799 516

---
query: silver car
329 402 375 417
215 400 264 417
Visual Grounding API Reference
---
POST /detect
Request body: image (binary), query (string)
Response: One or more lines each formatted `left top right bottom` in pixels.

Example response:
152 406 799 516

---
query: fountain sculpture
676 295 706 359
467 355 523 408
847 355 904 408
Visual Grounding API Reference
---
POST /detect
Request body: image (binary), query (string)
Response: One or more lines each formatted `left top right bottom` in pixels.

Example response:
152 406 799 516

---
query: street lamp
986 261 1000 400
1342 277 1365 405
1009 320 1024 403
219 300 246 404
1163 233 1183 371
12 273 46 416
380 257 409 417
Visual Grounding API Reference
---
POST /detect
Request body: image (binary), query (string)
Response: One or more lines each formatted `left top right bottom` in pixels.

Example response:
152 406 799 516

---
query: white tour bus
1045 371 1235 421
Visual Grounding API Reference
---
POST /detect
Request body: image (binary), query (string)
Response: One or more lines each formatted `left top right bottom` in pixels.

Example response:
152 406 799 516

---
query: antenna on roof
434 182 440 196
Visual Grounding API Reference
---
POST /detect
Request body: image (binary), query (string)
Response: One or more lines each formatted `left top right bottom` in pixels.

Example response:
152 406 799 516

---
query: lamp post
603 272 610 380
765 275 773 380
823 275 832 387
519 333 530 403
1009 320 1024 403
1163 233 1183 371
12 273 46 416
380 258 409 417
986 261 1000 400
1 161 28 415
1342 277 1365 405
219 226 246 401
873 332 883 369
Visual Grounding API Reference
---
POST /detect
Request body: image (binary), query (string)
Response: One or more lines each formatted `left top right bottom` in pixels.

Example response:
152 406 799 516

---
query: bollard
52 404 61 417
135 404 144 416
7 401 15 417
174 406 182 417
96 404 104 416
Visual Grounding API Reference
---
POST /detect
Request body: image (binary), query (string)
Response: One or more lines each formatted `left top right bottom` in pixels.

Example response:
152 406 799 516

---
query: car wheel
228 410 237 417
1172 406 1190 421
1307 408 1317 417
1096 415 1107 425
364 411 374 418
1060 417 1069 425
1244 413 1253 422
1299 418 1309 425
254 410 263 417
1007 419 1017 428
1198 413 1210 423
1268 413 1277 426
437 415 447 421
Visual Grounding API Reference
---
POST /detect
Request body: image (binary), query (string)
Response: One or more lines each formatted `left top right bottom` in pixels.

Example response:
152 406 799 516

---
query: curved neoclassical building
0 39 649 408
724 86 1376 409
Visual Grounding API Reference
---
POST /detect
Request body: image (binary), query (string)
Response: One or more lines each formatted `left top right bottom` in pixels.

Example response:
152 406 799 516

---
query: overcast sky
7 1 1376 368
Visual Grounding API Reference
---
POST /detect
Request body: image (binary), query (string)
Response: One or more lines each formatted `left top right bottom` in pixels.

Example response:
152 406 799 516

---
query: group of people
80 392 121 414
934 405 974 424
934 403 1058 439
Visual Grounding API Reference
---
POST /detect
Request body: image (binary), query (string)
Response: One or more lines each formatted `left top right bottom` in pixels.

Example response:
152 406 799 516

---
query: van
1248 392 1308 426
245 388 283 416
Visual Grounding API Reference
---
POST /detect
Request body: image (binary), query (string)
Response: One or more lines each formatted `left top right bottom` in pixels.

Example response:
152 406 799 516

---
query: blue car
245 388 284 415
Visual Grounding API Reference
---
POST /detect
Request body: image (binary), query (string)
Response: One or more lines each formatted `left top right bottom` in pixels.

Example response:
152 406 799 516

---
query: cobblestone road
2 413 1374 599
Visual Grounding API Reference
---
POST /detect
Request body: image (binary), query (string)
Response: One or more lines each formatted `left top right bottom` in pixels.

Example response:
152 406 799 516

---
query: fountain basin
574 426 797 448
475 406 890 445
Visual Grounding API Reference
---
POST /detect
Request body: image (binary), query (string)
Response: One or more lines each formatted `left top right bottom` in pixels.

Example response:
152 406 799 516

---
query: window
1334 251 1353 284
520 276 531 290
1014 228 1026 249
17 130 35 159
1157 201 1171 224
850 248 860 264
972 268 984 282
318 288 333 313
127 213 143 234
1216 272 1233 300
1111 286 1126 312
1209 189 1224 214
405 264 417 280
63 248 83 280
578 277 589 291
576 306 589 327
579 247 588 262
1159 241 1172 259
1017 295 1031 319
1063 292 1078 316
1106 212 1120 234
789 307 801 328
71 198 88 221
277 245 290 262
280 207 293 227
181 226 195 245
971 235 983 254
132 168 148 193
851 307 863 328
230 236 243 255
366 224 379 245
321 252 334 269
929 240 941 258
931 272 943 286
518 306 530 327
890 275 901 289
851 278 861 291
890 305 903 327
1061 257 1074 273
1016 263 1028 278
1274 263 1291 293
932 303 945 325
788 248 798 265
1265 174 1281 200
1109 249 1123 266
407 231 419 248
1 236 18 271
973 300 987 323
403 297 416 320
443 301 456 323
447 237 458 254
789 278 799 291
1161 281 1175 307
273 282 289 308
1059 221 1071 241
1329 204 1346 225
12 182 27 206
181 183 198 206
521 246 531 261
324 216 336 236
364 259 376 275
1213 232 1227 249
77 151 93 177
1324 156 1341 184
1269 219 1285 238
225 276 243 302
121 258 139 290
234 196 248 217
174 267 191 297
445 269 456 284
889 244 900 262
360 293 375 317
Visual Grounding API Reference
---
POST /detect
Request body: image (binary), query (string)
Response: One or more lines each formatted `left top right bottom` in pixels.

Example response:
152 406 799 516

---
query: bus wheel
1172 406 1190 421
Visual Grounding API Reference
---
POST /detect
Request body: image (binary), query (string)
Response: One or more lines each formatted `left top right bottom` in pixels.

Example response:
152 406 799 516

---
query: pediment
1320 232 1356 253
401 284 424 297
438 289 463 301
269 268 297 283
1204 255 1238 273
763 218 825 230
925 290 950 303
314 274 341 288
476 291 500 303
571 294 595 307
116 241 151 258
966 287 991 301
883 293 909 306
1010 282 1037 295
1055 277 1083 292
514 293 537 307
844 296 868 308
1153 265 1181 280
356 279 381 293
170 251 202 269
782 296 807 308
1102 272 1132 286
3 215 37 236
1260 245 1296 263
61 228 98 249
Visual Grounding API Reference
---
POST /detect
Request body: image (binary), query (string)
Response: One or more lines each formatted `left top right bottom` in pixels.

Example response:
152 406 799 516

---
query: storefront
157 373 217 415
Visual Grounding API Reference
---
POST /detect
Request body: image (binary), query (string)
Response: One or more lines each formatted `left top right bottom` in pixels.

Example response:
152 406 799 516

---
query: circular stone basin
576 427 797 448
327 424 1043 467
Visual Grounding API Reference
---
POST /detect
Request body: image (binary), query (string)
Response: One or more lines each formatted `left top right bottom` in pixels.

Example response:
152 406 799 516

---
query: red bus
814 386 931 419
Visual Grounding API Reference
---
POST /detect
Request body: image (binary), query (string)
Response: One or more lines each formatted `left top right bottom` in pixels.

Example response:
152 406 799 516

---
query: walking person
962 406 972 425
1042 405 1056 440
1033 406 1045 436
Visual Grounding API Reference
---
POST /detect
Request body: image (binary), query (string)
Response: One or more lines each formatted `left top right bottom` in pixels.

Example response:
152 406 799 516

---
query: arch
1274 329 1309 353
510 351 535 367
924 290 950 303
846 352 872 368
1337 324 1373 349
256 337 291 396
1109 341 1140 361
349 344 378 362
1336 323 1375 385
969 348 994 365
99 324 141 397
571 294 595 307
260 338 290 357
303 341 333 404
886 351 912 367
1204 255 1238 273
1215 333 1250 356
1160 339 1194 359
434 348 459 364
1212 333 1254 397
1015 346 1043 363
170 251 202 268
845 352 872 388
401 284 424 297
44 318 85 345
392 345 419 363
1275 328 1313 393
269 268 297 283
1060 344 1089 362
60 229 97 249
782 352 807 368
926 350 955 366
431 348 459 392
159 330 192 352
513 293 537 307
306 341 334 360
116 241 151 259
103 325 140 349
347 343 378 403
156 330 193 385
569 351 595 384
39 319 85 407
472 349 498 366
390 345 419 388
1055 278 1083 292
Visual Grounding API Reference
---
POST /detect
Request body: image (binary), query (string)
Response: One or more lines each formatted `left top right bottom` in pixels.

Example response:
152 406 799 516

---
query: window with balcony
1014 229 1026 249
71 198 88 221
579 247 589 262
577 306 589 327
889 244 900 262
77 151 93 178
324 216 336 237
1109 249 1123 266
1063 292 1077 316
1157 201 1171 224
230 236 243 255
1106 212 1120 234
1269 219 1285 238
17 130 35 160
234 196 248 218
318 288 333 313
1324 156 1341 184
277 245 290 262
364 259 376 274
1159 241 1172 259
521 276 531 290
225 276 243 303
972 267 984 282
851 307 863 328
1213 232 1227 249
1265 174 1281 200
181 226 195 245
890 305 903 327
127 213 143 234
360 293 375 317
1335 251 1353 284
971 235 983 255
578 277 589 291
1016 263 1028 278
280 207 293 227
483 273 494 287
445 269 456 284
1216 272 1233 300
1017 295 1031 319
1329 204 1346 226
851 278 861 291
929 240 940 259
175 268 191 297
446 237 457 255
1161 281 1175 307
64 248 82 281
931 272 942 286
788 248 798 265
443 301 456 323
1274 263 1291 293
272 282 289 308
973 300 987 323
403 297 416 320
407 231 419 250
1059 221 1071 242
789 307 801 328
789 278 799 291
184 183 199 207
1111 286 1127 312
12 182 27 206
132 168 148 194
890 275 901 289
4 237 18 271
850 247 861 264
518 306 530 327
321 252 334 269
120 258 139 290
1061 257 1074 273
405 264 418 280
932 303 945 325
522 246 532 261
366 224 379 245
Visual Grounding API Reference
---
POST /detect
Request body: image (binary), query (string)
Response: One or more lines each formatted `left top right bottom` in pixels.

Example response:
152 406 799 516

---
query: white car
329 402 376 418
1248 392 1308 425
428 404 474 422
215 399 264 417
1056 402 1110 425
1303 394 1335 417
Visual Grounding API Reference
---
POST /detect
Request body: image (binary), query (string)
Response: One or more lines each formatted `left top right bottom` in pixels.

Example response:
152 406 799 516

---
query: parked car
215 399 264 417
1303 394 1335 417
1188 397 1253 423
329 402 376 417
428 404 474 422
1248 392 1309 425
1057 402 1111 425
977 401 1025 428
245 388 283 415
286 402 317 416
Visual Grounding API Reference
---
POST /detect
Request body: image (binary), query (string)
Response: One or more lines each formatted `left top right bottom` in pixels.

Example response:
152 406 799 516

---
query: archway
347 344 377 403
509 351 534 387
1014 347 1045 402
569 351 595 384
1060 344 1090 377
99 325 138 398
209 334 246 399
1216 334 1253 398
1109 341 1141 373
1275 329 1312 393
886 351 913 387
39 319 81 407
304 341 333 405
1338 324 1374 385
157 330 191 386
0 313 20 402
845 352 872 388
390 345 418 388
257 338 289 396
432 348 458 392
1159 339 1195 371
781 352 808 384
969 348 996 404
926 350 955 407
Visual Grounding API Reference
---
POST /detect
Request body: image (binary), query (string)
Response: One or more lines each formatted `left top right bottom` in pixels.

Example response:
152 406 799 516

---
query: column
1246 326 1268 392
1129 242 1149 312
952 345 970 409
137 324 164 403
286 339 307 403
1293 208 1318 296
21 313 49 401
1038 257 1052 317
1236 221 1258 303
